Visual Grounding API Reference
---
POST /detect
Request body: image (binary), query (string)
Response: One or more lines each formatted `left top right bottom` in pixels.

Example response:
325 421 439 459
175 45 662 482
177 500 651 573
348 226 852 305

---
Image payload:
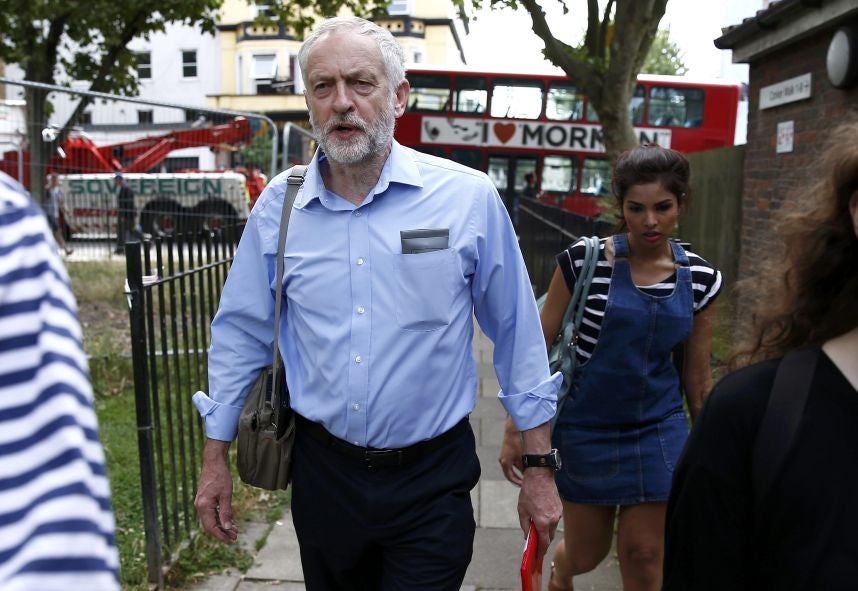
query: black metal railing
518 198 612 295
125 224 243 588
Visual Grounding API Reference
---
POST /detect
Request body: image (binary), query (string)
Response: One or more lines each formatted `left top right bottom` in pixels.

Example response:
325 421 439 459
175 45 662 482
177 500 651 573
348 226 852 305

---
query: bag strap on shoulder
270 165 308 410
752 347 819 533
561 235 599 348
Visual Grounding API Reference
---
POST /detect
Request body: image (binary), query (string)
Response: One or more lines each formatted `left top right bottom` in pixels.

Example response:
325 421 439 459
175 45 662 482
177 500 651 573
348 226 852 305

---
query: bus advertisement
395 68 741 218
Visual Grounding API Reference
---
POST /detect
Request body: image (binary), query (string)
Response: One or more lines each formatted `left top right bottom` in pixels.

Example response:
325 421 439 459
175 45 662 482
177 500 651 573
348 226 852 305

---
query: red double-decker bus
395 67 741 217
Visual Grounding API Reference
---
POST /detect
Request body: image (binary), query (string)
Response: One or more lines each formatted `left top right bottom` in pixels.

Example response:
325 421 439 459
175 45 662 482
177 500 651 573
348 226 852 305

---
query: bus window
487 156 509 191
451 148 482 171
648 87 705 128
454 76 488 114
586 86 645 124
542 155 577 193
630 86 646 124
407 74 451 112
514 158 538 193
546 83 584 120
490 78 543 120
486 155 538 221
581 158 611 196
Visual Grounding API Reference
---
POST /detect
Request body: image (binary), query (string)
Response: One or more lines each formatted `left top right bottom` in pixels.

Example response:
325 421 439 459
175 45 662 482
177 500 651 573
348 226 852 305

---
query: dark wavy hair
736 119 858 364
611 144 691 230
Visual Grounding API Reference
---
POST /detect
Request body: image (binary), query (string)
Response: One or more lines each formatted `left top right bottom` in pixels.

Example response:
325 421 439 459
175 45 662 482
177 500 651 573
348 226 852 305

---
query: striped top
0 173 119 590
556 237 723 364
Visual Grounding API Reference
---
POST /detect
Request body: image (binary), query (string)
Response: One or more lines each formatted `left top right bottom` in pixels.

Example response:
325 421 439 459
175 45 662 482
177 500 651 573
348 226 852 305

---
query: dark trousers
291 417 481 591
116 215 134 252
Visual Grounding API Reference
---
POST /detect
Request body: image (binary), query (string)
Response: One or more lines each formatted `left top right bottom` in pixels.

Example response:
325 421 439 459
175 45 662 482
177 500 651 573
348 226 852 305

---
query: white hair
298 16 405 92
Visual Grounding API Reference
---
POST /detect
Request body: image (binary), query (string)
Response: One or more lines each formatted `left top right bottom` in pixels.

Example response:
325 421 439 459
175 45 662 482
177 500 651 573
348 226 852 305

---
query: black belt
296 414 469 469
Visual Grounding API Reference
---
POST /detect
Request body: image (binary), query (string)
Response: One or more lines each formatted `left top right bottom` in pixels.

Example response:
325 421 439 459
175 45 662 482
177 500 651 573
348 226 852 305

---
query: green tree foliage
238 121 273 170
642 28 687 76
0 1 223 198
0 0 386 198
470 0 669 162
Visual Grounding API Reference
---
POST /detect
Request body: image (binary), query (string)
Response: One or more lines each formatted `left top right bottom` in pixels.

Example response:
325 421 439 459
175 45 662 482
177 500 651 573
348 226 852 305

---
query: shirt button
356 257 364 266
352 403 360 411
357 306 365 315
355 355 362 364
354 211 362 217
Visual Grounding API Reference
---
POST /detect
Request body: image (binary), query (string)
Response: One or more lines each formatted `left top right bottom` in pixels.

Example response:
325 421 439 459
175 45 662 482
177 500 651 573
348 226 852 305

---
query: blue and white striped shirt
0 173 119 590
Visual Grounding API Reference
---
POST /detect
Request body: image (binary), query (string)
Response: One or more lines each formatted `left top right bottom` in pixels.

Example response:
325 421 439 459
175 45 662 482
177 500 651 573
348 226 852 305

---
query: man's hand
194 439 238 543
518 468 562 559
517 422 562 559
498 416 524 486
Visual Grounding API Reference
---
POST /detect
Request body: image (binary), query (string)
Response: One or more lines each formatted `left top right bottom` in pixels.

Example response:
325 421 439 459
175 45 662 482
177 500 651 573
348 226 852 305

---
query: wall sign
776 120 794 154
760 73 812 110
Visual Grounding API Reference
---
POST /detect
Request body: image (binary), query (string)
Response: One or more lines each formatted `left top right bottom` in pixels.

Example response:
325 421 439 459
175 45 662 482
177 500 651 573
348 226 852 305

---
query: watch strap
522 449 561 470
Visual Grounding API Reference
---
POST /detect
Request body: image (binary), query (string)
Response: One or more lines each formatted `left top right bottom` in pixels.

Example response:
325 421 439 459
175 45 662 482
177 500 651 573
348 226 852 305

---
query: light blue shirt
193 141 560 448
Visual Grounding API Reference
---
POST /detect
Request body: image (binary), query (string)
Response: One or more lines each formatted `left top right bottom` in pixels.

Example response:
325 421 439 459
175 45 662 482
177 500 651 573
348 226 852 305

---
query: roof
714 0 858 62
405 65 742 87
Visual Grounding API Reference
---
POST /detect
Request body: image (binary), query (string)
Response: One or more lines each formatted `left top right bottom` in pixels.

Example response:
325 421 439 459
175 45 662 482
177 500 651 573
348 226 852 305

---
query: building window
137 109 154 124
411 48 424 64
136 52 152 80
252 2 276 19
80 111 92 125
387 0 411 15
182 50 198 78
252 53 278 95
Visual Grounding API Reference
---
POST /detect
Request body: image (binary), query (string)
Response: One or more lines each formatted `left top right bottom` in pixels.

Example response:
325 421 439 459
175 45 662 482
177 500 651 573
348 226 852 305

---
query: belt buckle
364 449 403 469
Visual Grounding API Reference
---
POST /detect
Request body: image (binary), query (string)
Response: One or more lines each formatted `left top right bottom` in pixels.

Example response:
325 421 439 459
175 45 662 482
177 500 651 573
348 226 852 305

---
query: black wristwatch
521 448 562 471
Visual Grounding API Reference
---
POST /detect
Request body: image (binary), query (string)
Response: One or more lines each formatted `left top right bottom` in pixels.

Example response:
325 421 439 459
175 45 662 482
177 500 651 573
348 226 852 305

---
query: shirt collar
294 140 423 209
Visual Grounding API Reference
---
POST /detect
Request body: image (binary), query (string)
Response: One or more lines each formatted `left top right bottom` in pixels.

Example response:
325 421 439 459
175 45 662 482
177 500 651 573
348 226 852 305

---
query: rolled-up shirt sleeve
470 183 561 432
192 200 278 441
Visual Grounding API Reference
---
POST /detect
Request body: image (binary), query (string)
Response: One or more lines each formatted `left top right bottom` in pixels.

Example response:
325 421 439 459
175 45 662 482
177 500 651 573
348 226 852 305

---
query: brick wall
736 27 858 332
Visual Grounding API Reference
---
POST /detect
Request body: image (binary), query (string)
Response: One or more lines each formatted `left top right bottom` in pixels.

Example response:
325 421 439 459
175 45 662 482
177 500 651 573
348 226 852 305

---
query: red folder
520 522 543 591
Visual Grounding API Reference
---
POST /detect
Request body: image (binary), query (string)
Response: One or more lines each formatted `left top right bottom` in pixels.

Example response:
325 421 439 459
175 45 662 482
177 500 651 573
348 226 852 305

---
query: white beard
310 97 396 165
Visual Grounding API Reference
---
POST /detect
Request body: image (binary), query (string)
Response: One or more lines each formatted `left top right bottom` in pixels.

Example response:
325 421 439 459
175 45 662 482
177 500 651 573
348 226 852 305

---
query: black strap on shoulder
270 165 308 411
752 347 819 533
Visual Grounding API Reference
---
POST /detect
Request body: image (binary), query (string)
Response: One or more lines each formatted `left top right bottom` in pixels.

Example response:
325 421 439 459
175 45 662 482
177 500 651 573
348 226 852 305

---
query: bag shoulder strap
561 236 599 340
752 346 819 532
269 165 308 410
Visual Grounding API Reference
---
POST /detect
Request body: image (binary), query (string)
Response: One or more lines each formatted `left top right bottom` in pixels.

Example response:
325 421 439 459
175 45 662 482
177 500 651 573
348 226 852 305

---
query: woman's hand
499 416 525 486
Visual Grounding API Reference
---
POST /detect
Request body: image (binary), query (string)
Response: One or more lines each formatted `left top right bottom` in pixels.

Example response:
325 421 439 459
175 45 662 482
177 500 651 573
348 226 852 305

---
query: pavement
186 327 621 591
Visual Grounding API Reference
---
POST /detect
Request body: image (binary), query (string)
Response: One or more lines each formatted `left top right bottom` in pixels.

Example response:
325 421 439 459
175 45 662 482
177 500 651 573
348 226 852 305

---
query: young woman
662 119 858 590
499 145 722 591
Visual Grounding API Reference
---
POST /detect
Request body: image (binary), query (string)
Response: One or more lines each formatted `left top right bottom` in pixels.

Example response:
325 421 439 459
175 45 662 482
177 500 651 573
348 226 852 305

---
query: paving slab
244 517 303 582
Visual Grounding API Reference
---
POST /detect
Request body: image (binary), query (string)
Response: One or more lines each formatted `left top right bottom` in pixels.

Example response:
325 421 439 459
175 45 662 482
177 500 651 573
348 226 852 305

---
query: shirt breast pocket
393 249 457 331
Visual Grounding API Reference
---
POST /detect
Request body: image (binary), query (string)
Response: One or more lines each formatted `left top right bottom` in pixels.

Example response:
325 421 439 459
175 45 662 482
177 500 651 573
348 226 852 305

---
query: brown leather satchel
236 165 306 490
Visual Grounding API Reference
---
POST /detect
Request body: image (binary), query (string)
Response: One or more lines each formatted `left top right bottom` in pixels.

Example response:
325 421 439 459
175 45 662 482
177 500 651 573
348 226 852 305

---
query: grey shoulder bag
236 165 307 490
543 235 599 429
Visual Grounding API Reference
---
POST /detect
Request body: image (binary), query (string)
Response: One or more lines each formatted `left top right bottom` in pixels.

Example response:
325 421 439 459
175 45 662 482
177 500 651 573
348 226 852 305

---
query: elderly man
194 16 562 590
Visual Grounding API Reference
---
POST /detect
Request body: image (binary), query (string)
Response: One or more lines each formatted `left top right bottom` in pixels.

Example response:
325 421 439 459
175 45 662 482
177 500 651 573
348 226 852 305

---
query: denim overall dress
552 234 693 505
